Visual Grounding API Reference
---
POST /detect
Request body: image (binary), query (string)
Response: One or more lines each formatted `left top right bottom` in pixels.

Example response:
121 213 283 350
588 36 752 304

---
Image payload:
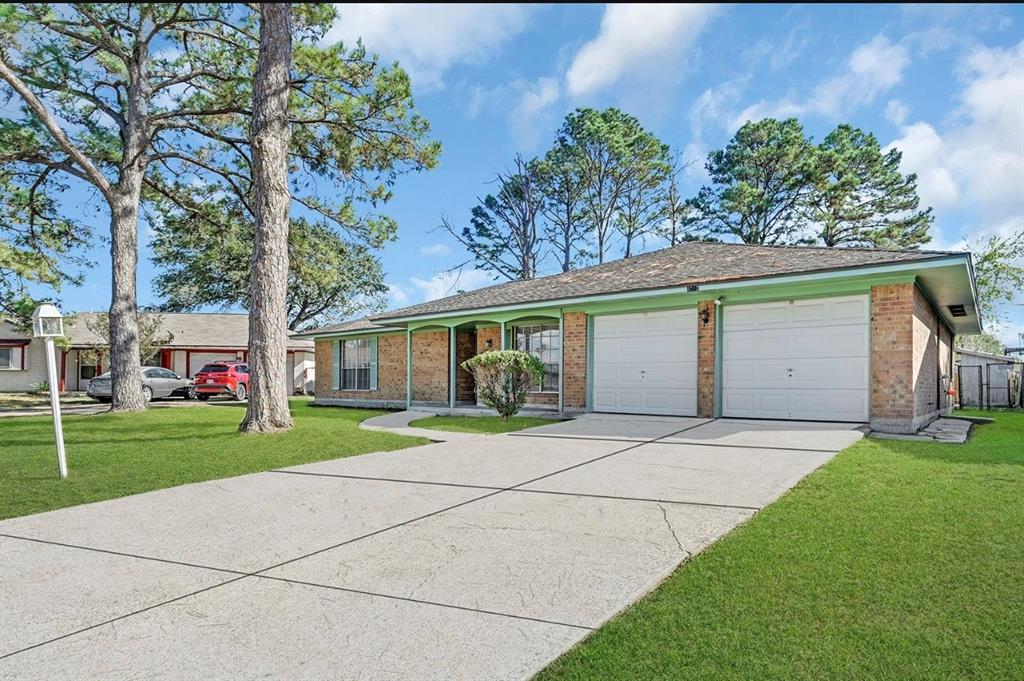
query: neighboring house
0 313 315 394
955 347 1022 408
295 242 982 434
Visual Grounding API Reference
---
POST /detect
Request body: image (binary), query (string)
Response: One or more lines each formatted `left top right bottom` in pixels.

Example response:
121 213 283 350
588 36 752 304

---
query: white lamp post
32 304 68 479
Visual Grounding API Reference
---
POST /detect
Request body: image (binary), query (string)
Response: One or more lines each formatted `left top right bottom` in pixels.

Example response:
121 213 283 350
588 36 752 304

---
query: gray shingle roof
64 312 313 350
371 241 960 321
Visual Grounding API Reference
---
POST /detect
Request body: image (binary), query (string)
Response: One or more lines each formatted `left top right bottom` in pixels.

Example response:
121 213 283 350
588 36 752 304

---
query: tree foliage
461 350 544 420
536 145 589 272
970 230 1024 323
151 198 386 331
809 125 932 248
441 155 543 281
557 108 670 263
691 118 816 245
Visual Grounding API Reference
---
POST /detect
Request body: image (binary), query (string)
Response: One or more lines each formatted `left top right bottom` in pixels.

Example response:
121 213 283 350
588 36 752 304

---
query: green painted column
406 327 412 409
449 326 456 409
499 321 507 350
557 312 564 413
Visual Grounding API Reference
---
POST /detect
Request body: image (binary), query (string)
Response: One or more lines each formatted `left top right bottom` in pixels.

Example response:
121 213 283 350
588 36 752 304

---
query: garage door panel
722 295 869 422
593 309 697 417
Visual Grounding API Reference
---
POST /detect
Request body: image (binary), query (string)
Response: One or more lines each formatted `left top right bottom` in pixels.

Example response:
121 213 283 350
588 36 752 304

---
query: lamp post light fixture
32 303 68 479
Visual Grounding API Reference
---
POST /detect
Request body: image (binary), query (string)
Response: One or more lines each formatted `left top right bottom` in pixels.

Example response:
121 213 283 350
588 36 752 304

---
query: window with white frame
342 338 371 390
513 324 560 392
0 347 13 369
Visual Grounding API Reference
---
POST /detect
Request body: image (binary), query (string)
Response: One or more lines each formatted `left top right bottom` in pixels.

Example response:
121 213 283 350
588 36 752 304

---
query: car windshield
198 364 229 373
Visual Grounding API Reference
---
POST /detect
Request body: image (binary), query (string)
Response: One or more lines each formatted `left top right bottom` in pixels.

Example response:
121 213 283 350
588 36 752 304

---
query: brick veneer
411 329 449 403
870 282 948 432
696 300 717 418
562 312 587 410
314 334 407 400
476 326 502 353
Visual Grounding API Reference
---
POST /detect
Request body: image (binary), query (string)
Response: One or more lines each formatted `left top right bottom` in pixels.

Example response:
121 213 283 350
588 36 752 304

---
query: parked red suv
193 361 249 401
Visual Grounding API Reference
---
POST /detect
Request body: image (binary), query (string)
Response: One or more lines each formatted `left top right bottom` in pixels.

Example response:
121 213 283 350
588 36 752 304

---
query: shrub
461 350 544 420
30 382 50 394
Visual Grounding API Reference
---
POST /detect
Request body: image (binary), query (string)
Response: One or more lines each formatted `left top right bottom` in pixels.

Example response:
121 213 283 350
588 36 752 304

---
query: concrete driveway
0 415 863 680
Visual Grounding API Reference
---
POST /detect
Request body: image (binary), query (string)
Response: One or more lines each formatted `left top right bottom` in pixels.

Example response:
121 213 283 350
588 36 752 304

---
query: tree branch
0 57 113 200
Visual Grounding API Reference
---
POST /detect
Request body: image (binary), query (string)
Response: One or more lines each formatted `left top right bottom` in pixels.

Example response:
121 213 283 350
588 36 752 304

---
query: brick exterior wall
562 312 587 410
455 330 476 402
870 282 949 432
411 329 449 403
696 300 717 418
476 326 502 353
315 334 408 401
870 283 915 431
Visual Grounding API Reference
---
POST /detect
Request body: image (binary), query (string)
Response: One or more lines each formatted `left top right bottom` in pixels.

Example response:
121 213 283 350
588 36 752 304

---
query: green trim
558 311 564 413
448 326 456 408
375 255 969 326
405 328 412 408
309 329 405 342
331 340 340 391
369 337 378 391
713 302 723 418
499 321 507 350
585 314 594 412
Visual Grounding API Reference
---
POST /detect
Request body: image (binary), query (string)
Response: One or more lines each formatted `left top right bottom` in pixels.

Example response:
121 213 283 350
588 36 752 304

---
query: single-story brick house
295 242 981 433
0 312 315 394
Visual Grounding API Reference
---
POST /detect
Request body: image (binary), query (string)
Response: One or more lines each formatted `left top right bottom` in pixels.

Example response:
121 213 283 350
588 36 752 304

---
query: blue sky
46 4 1024 343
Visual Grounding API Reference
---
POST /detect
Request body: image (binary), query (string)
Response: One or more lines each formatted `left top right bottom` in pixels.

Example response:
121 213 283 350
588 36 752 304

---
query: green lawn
538 410 1024 680
408 414 555 434
0 401 426 520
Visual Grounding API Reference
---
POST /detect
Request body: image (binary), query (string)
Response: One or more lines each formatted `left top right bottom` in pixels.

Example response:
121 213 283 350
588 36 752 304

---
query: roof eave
372 254 976 327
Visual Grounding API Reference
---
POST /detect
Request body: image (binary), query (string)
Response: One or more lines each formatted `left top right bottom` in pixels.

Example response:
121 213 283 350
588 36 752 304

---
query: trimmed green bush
461 350 544 420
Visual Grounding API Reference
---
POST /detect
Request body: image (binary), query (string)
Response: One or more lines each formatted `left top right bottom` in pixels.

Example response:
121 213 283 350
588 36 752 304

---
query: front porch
403 315 564 412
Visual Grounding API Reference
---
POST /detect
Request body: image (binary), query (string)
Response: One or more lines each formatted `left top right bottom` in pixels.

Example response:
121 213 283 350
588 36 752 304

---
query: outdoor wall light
485 339 493 349
699 308 711 326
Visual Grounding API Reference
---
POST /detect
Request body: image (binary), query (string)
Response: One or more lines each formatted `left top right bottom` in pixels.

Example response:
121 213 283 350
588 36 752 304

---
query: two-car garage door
591 294 869 422
721 295 869 422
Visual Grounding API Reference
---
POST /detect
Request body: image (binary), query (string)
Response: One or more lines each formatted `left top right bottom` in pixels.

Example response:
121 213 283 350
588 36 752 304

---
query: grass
408 414 555 434
0 392 95 409
0 400 426 520
537 409 1024 680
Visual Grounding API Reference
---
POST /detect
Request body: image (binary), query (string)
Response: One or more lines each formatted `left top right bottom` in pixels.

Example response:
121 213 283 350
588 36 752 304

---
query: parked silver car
87 366 196 403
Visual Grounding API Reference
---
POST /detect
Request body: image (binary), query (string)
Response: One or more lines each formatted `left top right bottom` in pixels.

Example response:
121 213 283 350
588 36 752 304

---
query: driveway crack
658 504 689 557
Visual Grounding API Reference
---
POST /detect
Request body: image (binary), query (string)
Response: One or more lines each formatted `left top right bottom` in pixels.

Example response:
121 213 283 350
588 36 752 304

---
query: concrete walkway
0 415 864 680
359 409 486 441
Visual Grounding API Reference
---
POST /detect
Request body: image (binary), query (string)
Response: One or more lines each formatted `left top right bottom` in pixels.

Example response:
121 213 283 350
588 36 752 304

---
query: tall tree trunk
107 180 146 411
241 3 293 433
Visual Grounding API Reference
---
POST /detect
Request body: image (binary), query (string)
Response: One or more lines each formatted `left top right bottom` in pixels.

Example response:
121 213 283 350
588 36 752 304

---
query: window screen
513 325 560 392
342 339 371 390
0 348 12 369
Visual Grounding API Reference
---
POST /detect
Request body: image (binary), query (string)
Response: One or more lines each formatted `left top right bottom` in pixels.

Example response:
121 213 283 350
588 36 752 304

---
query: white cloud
326 4 533 89
509 77 561 148
387 283 410 306
886 40 1024 222
410 269 494 302
885 99 910 125
732 35 911 128
566 4 719 97
418 243 452 258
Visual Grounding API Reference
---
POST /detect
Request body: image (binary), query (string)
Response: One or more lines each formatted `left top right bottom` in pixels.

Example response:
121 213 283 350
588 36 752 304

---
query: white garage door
189 352 240 377
722 294 869 422
592 309 697 416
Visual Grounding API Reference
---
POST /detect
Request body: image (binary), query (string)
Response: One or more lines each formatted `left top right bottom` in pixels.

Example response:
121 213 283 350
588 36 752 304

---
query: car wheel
235 383 247 401
184 386 197 400
197 394 210 401
95 397 111 403
142 386 153 404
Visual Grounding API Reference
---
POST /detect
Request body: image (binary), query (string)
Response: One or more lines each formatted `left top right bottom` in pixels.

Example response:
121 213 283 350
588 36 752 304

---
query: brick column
697 300 717 418
870 283 915 432
562 312 587 410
